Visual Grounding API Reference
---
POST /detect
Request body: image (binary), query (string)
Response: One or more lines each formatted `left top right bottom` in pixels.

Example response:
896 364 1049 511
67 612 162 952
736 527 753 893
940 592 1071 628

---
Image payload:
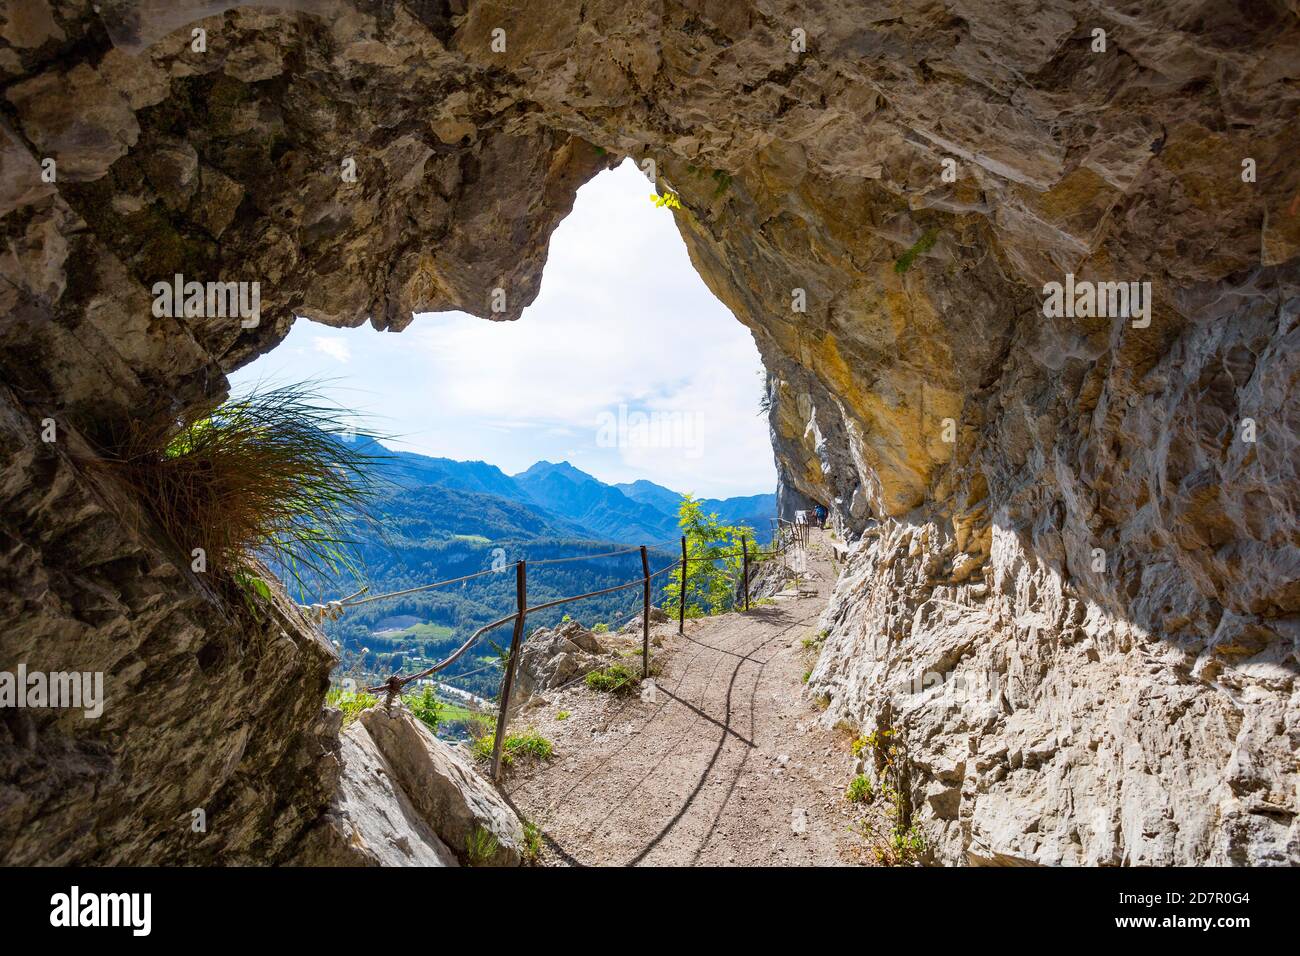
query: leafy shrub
510 731 554 760
661 495 757 618
846 774 872 803
888 824 927 863
592 622 609 633
852 726 926 865
472 727 553 770
858 818 927 866
802 628 829 649
865 728 894 754
556 710 571 721
585 663 640 694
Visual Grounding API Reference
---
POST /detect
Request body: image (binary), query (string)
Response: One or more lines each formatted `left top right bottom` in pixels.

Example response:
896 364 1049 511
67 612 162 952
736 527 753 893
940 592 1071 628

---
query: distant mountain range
374 444 775 545
310 441 776 698
513 461 679 543
617 481 777 539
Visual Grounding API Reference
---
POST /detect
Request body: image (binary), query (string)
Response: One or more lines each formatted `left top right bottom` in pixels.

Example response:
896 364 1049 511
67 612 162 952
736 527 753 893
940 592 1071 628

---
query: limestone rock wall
1 1 1296 864
0 384 340 864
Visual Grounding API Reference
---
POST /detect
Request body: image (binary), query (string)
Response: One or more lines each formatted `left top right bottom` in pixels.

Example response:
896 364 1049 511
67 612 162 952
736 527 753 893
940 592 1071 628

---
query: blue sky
230 159 776 499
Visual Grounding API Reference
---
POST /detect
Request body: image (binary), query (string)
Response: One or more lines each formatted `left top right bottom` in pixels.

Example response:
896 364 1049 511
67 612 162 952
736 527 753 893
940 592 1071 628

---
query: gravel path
504 530 881 866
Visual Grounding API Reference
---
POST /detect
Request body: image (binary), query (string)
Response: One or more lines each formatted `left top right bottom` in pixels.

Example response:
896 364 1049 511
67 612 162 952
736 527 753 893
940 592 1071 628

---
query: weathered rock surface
517 620 609 701
293 714 458 867
293 706 524 866
357 706 524 866
618 605 669 634
813 521 1299 865
0 1 1296 865
0 387 340 864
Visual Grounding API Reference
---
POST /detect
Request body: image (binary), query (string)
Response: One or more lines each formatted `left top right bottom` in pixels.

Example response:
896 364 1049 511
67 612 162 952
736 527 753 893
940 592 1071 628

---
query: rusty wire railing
323 531 793 779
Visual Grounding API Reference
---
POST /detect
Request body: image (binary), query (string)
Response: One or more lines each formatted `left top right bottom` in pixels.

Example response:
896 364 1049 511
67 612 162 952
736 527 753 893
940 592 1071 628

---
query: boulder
359 707 524 866
557 618 605 654
619 605 669 633
517 621 609 700
294 707 524 866
291 719 458 867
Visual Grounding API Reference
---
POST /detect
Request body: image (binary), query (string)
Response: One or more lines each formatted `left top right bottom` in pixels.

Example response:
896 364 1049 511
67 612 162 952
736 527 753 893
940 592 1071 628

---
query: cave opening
231 157 776 503
3 1 1296 872
225 158 781 706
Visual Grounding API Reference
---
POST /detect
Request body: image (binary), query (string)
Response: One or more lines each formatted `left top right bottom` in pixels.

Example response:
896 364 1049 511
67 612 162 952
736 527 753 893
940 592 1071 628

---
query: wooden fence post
640 545 650 678
741 535 749 611
490 560 527 781
678 535 687 635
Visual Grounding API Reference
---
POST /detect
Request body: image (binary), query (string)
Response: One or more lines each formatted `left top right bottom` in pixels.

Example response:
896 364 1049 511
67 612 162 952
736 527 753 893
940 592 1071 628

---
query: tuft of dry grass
95 383 382 596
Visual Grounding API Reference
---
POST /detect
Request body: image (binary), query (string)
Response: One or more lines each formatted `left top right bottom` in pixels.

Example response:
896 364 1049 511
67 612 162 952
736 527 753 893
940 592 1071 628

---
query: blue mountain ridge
358 438 775 544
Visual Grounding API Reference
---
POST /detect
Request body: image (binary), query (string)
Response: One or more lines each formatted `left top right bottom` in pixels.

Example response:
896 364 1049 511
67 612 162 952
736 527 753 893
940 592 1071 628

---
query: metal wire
527 546 644 567
525 577 644 614
338 539 779 615
344 563 518 608
649 560 682 579
349 537 784 697
365 611 517 693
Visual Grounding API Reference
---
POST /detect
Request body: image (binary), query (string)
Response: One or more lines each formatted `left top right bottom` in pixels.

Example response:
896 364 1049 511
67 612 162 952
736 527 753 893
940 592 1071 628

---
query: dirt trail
504 529 878 866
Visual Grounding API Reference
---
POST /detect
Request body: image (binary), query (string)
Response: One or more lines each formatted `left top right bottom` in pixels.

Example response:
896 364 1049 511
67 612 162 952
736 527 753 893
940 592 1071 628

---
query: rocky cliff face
1 1 1296 864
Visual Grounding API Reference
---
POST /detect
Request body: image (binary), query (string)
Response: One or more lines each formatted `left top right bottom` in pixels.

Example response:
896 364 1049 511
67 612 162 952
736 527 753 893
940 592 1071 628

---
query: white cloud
232 160 776 498
312 337 351 363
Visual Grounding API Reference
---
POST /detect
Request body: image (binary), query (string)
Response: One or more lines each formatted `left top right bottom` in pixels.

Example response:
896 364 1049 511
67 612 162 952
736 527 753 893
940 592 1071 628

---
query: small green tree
662 495 757 617
403 685 442 732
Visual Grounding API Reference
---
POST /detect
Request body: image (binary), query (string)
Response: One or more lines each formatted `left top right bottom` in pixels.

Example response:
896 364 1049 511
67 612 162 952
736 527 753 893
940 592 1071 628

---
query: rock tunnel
0 0 1297 864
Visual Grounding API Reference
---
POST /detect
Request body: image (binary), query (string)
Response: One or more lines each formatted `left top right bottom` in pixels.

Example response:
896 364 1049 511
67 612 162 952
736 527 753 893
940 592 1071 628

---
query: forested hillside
295 442 771 702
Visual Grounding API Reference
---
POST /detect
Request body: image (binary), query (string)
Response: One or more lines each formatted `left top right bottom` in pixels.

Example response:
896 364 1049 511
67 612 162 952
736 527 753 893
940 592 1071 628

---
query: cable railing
527 545 646 567
313 530 795 779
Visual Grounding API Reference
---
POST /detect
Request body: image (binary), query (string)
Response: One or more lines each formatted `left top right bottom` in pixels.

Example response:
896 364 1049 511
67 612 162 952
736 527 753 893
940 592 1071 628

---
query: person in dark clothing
814 504 828 528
